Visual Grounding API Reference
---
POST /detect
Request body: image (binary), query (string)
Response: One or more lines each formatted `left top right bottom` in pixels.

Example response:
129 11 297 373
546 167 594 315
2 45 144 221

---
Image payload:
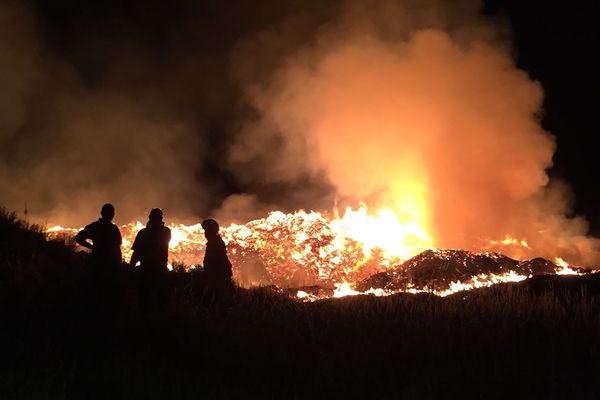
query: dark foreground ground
2 209 600 399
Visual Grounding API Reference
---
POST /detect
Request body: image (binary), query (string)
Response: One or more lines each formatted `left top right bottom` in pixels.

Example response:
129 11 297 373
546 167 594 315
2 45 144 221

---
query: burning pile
355 249 584 295
47 205 431 286
47 204 586 300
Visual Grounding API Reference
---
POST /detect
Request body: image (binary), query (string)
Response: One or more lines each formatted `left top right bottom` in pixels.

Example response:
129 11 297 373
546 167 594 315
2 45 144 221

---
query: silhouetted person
74 203 123 317
130 208 171 272
74 203 122 270
201 219 233 294
131 208 171 314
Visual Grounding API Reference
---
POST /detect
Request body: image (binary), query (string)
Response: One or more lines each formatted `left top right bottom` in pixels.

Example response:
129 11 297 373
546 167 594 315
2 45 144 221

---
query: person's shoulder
84 219 102 231
163 226 171 241
132 228 147 243
105 222 121 235
75 222 92 238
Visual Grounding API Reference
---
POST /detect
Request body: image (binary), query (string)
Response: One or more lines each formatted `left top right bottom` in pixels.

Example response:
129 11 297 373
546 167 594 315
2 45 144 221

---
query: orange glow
330 204 432 259
554 257 582 276
488 235 529 248
47 204 589 300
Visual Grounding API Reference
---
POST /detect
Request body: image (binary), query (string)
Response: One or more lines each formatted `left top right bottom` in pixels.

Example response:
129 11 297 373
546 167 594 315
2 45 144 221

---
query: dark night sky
7 0 600 234
483 1 600 235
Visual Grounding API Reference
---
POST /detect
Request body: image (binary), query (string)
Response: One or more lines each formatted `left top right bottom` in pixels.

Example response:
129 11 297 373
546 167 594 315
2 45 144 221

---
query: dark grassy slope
1 208 600 399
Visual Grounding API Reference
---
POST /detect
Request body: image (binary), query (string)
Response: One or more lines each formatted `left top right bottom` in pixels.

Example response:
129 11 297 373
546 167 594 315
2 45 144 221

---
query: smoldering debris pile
356 249 586 293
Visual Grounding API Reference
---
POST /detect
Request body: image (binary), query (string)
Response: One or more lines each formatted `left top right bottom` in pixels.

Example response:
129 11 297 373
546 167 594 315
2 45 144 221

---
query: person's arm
130 250 140 268
74 227 93 250
130 231 141 267
202 241 211 270
116 228 123 262
165 228 172 265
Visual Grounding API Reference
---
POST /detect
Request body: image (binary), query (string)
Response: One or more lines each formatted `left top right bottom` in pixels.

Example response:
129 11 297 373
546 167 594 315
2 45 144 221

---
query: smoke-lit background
1 0 598 264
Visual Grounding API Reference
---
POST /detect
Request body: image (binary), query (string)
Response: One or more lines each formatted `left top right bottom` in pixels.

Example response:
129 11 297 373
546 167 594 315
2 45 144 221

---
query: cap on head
101 203 115 219
201 218 219 235
149 208 163 221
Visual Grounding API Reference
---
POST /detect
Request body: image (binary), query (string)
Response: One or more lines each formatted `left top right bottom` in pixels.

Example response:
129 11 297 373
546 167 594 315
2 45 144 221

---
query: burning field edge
46 207 593 301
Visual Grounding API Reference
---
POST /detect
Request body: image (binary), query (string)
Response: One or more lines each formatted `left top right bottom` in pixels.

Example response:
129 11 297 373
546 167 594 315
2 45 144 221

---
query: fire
47 225 78 233
219 206 430 286
46 204 588 300
330 204 432 259
437 271 529 297
488 235 529 248
47 204 429 277
332 282 389 298
554 257 580 276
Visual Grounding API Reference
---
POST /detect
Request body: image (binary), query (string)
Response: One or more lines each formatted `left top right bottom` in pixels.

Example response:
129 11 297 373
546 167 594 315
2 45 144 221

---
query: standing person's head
100 203 115 221
201 219 220 238
149 208 163 222
147 208 165 227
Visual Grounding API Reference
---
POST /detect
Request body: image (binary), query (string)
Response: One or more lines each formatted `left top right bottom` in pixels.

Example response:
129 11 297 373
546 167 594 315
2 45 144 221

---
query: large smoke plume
1 0 598 265
228 0 600 265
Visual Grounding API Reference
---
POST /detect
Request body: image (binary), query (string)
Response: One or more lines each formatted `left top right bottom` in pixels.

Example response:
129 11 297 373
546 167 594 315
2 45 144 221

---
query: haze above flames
228 1 600 265
1 0 598 266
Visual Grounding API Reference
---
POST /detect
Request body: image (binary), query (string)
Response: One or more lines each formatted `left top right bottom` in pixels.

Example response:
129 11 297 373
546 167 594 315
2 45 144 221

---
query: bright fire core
47 204 581 300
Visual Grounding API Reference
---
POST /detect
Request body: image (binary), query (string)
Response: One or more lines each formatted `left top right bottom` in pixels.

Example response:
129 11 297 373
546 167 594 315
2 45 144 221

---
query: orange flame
47 204 586 300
